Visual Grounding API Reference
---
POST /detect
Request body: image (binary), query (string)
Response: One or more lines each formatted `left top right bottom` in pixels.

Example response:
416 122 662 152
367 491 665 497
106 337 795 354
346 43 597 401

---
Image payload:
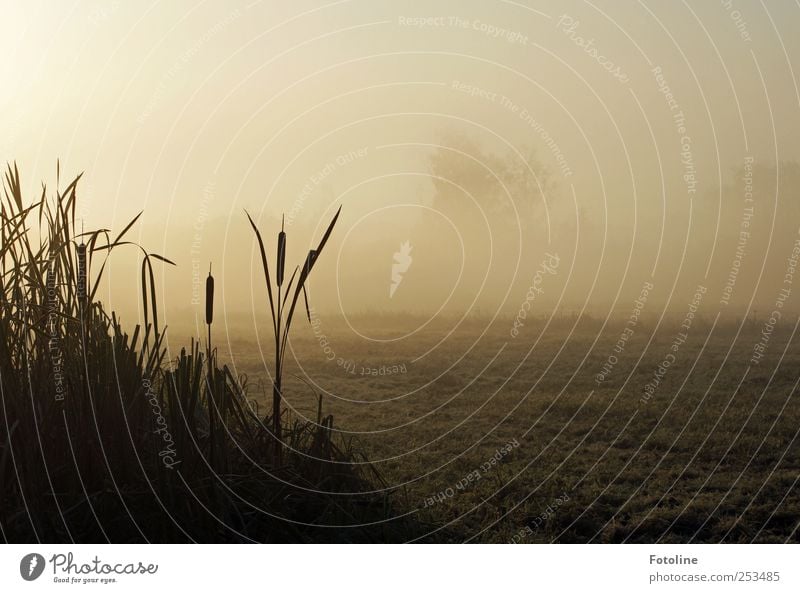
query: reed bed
0 163 422 543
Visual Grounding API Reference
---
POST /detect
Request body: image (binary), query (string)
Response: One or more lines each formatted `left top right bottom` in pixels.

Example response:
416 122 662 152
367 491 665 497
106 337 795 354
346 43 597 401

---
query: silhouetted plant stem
245 207 341 463
206 263 215 468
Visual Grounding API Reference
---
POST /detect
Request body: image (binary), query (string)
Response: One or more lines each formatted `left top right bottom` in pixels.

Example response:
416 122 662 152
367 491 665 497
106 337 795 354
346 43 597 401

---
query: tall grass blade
244 210 276 334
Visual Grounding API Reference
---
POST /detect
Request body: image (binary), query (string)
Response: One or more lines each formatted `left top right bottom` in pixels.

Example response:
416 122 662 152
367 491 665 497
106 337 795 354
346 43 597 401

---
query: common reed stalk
246 207 341 461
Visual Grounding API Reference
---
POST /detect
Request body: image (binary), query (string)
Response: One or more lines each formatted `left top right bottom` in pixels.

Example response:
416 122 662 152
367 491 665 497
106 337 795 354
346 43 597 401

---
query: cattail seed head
206 263 214 325
76 242 87 300
276 214 286 287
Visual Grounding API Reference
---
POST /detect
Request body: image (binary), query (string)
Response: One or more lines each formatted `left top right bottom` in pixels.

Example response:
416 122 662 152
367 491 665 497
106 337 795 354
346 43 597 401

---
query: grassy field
224 314 800 542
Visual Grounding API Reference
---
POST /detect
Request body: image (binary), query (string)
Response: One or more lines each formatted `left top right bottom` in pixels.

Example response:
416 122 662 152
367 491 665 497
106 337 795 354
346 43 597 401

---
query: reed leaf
244 210 276 335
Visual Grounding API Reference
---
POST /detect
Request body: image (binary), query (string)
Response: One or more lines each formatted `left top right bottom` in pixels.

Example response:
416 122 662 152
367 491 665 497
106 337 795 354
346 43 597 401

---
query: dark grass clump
0 164 424 543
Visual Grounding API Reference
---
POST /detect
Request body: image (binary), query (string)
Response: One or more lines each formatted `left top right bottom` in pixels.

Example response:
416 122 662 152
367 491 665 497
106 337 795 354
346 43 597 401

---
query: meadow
228 313 800 543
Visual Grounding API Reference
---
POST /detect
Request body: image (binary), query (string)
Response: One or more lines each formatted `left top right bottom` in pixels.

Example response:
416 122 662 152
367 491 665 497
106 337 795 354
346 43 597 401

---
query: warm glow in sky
3 1 800 334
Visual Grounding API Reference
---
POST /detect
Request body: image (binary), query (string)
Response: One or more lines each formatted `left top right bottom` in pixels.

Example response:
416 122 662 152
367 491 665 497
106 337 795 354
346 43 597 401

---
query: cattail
205 263 216 467
245 206 340 457
205 263 214 325
276 214 286 287
76 242 87 301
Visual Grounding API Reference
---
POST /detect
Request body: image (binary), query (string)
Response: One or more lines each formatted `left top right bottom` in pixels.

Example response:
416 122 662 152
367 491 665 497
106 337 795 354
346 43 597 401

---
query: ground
215 314 800 543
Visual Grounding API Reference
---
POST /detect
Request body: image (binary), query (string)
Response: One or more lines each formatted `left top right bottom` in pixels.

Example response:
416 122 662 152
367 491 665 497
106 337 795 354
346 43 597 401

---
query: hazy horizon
4 0 800 328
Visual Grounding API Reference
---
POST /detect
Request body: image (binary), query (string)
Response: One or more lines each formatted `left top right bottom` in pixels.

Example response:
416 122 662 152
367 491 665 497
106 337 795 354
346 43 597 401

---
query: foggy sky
3 0 800 335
